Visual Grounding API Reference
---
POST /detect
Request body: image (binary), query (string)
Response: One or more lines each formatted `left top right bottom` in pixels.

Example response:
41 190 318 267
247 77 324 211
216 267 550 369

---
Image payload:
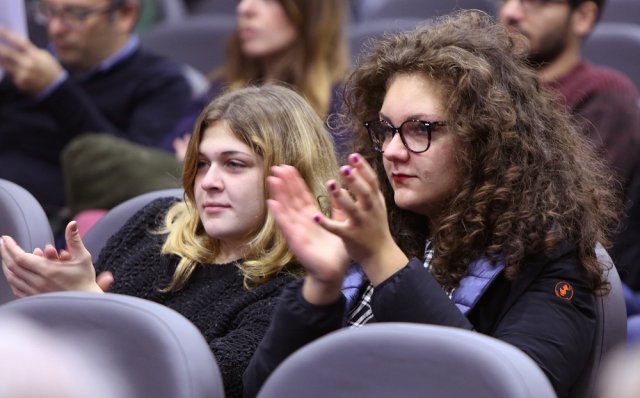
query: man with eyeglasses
0 0 191 217
497 0 640 292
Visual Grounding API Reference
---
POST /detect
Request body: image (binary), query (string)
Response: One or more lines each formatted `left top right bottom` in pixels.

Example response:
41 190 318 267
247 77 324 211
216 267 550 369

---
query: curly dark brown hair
343 10 620 292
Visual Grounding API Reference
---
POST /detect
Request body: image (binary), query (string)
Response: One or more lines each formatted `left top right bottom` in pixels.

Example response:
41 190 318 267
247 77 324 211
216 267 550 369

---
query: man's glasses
495 0 568 12
32 1 119 30
364 119 447 154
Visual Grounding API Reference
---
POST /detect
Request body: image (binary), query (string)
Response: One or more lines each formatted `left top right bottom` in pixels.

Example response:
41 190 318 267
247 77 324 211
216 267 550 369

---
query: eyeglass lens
32 1 114 28
367 120 434 153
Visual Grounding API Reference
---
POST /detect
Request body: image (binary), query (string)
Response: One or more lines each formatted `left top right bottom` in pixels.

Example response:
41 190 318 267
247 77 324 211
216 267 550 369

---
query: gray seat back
82 189 183 262
356 0 495 21
583 22 640 90
0 179 54 303
567 244 628 398
257 322 557 398
0 291 224 398
601 0 640 25
140 14 236 74
349 18 427 62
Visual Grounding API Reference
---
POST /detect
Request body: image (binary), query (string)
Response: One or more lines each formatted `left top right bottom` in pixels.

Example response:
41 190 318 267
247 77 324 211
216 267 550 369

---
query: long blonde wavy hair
160 85 339 291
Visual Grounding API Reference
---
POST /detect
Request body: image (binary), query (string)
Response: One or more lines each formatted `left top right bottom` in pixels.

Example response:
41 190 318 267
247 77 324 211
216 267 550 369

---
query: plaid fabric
347 241 435 327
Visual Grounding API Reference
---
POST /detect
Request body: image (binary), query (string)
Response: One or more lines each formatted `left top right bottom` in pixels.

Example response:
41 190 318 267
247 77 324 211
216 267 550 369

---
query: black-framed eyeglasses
32 1 120 30
364 119 447 154
495 0 569 12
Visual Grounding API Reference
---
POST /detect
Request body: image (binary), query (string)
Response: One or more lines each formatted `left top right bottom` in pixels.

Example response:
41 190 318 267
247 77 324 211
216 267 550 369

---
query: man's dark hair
108 0 141 31
569 0 606 19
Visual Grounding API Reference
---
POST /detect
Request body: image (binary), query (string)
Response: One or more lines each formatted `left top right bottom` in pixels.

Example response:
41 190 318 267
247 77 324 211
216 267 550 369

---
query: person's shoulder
143 196 182 213
579 62 639 94
135 196 182 226
128 47 186 77
510 242 594 306
517 241 582 280
538 239 578 262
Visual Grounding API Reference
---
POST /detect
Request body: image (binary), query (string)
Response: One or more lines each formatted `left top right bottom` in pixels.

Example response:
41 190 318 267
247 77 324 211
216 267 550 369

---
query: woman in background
167 0 350 159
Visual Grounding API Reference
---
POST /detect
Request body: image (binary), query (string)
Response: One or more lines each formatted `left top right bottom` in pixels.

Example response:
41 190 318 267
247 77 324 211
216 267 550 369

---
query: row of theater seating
135 15 640 96
0 177 629 397
153 0 640 25
23 1 640 103
0 290 557 397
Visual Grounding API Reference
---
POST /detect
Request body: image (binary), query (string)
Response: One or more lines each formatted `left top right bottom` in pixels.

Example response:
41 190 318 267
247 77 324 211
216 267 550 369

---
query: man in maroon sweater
497 0 640 290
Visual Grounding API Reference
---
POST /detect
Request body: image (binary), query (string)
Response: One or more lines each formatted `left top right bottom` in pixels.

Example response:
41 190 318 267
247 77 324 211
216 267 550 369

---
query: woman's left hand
314 153 408 285
1 221 104 297
268 165 350 304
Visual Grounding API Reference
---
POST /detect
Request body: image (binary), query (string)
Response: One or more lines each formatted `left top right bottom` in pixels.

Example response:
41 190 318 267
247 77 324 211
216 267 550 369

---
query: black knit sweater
94 198 295 398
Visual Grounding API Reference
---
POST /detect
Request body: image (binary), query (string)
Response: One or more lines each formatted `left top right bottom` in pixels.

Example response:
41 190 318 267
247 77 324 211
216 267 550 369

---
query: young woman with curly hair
243 10 620 398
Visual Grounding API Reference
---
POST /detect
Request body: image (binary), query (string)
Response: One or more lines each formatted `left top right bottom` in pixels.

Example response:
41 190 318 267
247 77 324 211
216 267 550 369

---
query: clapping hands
1 221 113 298
267 154 408 304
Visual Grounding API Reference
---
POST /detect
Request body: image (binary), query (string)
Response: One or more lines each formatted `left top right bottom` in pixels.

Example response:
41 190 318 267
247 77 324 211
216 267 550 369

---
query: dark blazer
0 48 191 209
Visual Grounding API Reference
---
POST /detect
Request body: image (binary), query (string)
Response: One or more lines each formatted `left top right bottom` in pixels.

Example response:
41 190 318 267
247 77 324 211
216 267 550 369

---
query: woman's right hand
268 165 350 304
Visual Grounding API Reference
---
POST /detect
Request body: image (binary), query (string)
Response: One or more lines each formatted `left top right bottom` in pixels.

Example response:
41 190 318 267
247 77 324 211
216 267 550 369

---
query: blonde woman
1 85 339 398
62 0 350 225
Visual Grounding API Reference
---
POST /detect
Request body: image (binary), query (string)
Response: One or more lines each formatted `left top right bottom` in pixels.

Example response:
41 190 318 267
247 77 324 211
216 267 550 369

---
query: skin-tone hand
0 221 110 298
267 165 350 305
0 27 65 96
173 134 191 161
314 154 408 286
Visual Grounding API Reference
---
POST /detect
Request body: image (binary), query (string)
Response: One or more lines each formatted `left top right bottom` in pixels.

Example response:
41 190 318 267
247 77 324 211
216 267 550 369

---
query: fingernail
70 221 78 233
329 182 336 191
313 215 321 223
350 154 359 164
341 167 351 177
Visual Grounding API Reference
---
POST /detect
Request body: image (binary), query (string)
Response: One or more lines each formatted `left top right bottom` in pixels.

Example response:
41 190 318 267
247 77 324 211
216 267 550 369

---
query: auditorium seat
600 0 640 25
82 189 183 262
567 244 628 398
0 291 224 398
140 14 236 74
582 22 640 90
257 322 557 398
349 18 426 61
0 179 54 304
354 0 494 21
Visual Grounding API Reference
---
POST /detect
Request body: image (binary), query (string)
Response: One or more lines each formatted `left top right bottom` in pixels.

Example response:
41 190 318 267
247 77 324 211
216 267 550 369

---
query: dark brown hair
570 0 607 19
344 10 619 292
